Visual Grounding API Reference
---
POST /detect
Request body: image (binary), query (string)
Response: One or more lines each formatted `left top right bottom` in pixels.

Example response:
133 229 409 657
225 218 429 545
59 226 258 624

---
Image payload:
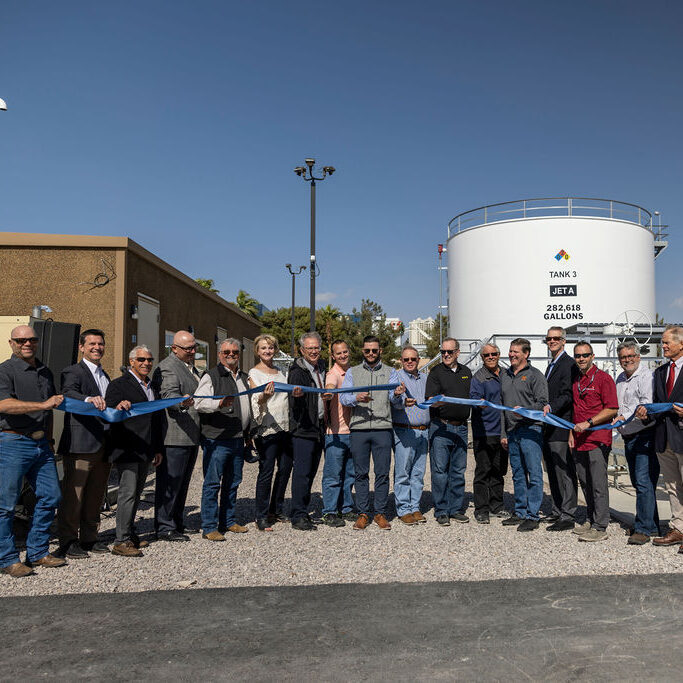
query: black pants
472 436 508 513
290 436 323 521
350 429 393 515
254 432 292 521
154 445 199 533
543 439 578 521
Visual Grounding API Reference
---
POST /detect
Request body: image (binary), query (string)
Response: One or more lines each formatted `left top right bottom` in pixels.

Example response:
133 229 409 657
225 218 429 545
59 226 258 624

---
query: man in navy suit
638 325 683 552
105 345 164 557
57 329 116 559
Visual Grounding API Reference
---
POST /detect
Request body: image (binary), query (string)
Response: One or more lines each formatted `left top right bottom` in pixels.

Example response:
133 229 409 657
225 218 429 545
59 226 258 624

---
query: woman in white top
249 334 301 531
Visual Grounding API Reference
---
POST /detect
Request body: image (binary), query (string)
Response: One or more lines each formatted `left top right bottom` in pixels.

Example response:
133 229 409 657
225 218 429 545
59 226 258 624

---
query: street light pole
294 158 335 332
285 264 306 357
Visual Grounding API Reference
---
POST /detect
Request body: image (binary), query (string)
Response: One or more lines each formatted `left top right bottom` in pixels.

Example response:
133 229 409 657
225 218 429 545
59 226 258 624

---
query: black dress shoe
546 520 575 532
540 513 560 524
82 541 110 554
291 517 315 531
501 515 524 526
157 530 190 542
436 515 451 526
517 519 539 532
66 541 90 559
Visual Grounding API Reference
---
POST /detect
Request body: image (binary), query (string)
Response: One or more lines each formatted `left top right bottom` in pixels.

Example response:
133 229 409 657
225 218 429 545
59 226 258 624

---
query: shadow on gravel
2 573 681 680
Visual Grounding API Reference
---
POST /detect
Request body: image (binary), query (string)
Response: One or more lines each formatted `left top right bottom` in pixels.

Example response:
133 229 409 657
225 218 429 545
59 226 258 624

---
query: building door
137 294 160 362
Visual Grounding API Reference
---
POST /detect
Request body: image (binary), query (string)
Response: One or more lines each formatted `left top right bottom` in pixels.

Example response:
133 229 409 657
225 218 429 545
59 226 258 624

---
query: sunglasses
574 353 592 359
545 336 564 342
135 357 154 363
482 352 499 358
402 357 419 362
174 344 197 352
12 337 39 345
618 354 638 361
363 348 380 354
220 350 240 356
440 349 456 355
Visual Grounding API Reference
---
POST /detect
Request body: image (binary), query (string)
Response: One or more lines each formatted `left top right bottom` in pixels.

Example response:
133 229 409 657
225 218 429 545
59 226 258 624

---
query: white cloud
316 292 337 304
672 297 683 310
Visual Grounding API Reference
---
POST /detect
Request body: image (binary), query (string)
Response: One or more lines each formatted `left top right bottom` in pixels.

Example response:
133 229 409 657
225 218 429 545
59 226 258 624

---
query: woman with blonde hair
248 334 301 531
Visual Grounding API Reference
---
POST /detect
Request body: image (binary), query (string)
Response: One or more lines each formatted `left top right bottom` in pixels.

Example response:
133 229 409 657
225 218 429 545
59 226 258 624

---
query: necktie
666 362 676 397
545 362 553 379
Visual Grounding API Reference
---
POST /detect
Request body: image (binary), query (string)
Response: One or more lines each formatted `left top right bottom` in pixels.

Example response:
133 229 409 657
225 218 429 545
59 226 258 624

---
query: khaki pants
657 448 683 534
58 449 111 545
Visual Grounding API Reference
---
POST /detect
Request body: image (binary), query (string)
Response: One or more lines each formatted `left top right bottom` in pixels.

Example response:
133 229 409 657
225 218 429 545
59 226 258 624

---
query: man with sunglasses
0 326 65 577
425 337 472 526
195 338 252 540
152 330 201 542
542 327 579 532
570 342 618 542
469 343 508 524
389 345 430 525
105 345 164 557
340 335 394 530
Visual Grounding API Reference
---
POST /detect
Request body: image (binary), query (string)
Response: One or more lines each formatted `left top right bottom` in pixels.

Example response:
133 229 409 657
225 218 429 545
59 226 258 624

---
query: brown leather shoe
413 511 427 524
627 532 651 545
27 554 67 568
399 513 417 526
1 561 35 578
353 513 371 530
112 541 143 557
374 514 391 530
653 529 683 546
679 545 683 555
202 531 226 542
227 524 248 534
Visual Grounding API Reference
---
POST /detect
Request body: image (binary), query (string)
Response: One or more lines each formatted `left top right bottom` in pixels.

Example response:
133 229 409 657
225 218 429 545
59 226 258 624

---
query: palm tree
235 290 259 318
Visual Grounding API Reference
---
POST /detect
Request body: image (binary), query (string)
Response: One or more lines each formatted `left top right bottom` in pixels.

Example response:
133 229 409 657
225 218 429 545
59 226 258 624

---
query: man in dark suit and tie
152 330 201 542
105 345 164 557
57 329 119 559
542 326 579 532
637 325 683 552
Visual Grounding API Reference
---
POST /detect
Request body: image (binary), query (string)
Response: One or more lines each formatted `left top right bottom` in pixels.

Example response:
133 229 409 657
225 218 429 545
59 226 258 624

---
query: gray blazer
153 353 201 447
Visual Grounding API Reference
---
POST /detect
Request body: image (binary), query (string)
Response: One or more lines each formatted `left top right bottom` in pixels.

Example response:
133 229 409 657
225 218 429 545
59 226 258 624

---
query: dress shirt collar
362 360 382 371
83 358 103 375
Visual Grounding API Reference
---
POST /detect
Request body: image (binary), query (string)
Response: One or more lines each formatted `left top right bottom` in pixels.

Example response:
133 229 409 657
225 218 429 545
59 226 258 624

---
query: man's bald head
9 325 39 364
171 330 197 364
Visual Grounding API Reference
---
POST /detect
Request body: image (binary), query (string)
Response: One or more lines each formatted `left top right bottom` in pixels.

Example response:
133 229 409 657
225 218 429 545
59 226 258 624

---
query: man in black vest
195 338 252 541
57 329 114 558
541 326 579 532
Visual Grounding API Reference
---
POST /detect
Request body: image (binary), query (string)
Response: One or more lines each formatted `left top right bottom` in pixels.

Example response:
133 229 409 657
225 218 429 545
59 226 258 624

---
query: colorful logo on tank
554 249 570 261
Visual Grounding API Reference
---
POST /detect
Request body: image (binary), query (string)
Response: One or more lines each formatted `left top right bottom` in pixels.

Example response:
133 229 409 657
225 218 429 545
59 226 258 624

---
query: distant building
408 317 435 349
384 317 404 347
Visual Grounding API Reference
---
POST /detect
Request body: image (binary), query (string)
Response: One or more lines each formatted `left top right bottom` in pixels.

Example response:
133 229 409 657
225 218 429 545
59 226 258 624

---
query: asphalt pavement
2 572 681 681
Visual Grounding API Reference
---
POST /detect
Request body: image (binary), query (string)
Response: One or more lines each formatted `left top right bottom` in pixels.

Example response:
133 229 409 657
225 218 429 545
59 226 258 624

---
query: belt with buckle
436 418 466 427
393 423 429 431
1 429 46 440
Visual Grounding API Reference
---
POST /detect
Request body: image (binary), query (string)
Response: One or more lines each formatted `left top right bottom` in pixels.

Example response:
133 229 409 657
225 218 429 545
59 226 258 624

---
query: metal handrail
448 197 653 237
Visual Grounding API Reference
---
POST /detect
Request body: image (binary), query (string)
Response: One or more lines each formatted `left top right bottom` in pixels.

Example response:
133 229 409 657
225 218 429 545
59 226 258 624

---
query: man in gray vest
340 335 394 531
195 338 252 541
153 330 201 542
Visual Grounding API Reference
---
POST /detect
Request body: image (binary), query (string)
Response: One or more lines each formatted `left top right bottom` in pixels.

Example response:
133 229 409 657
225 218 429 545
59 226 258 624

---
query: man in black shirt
0 325 65 577
425 337 472 525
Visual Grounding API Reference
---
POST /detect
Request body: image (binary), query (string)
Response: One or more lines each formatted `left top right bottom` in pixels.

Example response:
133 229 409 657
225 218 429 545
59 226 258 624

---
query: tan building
0 232 261 376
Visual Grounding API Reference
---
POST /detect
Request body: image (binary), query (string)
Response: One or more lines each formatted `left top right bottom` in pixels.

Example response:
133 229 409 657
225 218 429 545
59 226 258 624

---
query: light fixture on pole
285 263 306 357
0 98 7 111
293 158 335 331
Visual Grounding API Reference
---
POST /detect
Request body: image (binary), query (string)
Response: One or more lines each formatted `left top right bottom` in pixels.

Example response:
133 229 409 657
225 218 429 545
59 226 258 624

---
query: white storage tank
447 198 657 344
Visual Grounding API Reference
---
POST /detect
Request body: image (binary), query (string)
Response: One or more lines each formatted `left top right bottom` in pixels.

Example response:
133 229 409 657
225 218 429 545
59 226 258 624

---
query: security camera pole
293 158 335 332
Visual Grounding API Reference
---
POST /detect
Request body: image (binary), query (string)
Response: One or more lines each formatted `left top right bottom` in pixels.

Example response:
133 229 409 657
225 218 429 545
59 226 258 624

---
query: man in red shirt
570 342 618 542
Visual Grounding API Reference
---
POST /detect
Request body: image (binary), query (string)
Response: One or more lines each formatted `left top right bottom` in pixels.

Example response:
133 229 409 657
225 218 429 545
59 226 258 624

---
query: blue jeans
322 434 355 515
429 421 468 517
200 437 244 533
350 430 393 515
0 434 61 566
624 430 660 536
507 424 544 520
393 428 428 516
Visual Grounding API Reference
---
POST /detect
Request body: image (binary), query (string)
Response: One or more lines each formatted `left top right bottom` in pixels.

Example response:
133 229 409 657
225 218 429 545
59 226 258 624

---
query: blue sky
2 1 682 325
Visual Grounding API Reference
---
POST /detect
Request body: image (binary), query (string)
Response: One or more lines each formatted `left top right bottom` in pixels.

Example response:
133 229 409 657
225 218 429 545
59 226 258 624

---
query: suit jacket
543 351 578 443
651 361 683 454
287 357 326 441
152 353 200 447
104 371 165 463
58 360 111 455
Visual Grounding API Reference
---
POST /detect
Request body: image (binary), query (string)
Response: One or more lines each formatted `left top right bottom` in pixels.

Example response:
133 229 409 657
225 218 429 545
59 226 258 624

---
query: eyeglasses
11 337 39 345
482 352 499 358
363 348 380 354
135 357 154 363
545 336 564 342
174 344 197 352
220 350 240 356
402 357 419 362
574 353 592 359
618 354 638 361
303 346 321 352
440 349 456 355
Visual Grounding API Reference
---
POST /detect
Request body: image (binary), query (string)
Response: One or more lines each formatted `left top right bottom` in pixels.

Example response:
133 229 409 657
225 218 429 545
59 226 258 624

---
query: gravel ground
1 448 681 596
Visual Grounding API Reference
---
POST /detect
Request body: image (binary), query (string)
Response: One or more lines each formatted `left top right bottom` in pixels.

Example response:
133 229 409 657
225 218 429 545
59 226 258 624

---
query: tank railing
448 197 653 237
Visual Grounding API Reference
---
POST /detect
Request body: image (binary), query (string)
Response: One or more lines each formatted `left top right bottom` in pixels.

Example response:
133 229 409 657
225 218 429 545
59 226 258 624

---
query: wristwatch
587 418 594 427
